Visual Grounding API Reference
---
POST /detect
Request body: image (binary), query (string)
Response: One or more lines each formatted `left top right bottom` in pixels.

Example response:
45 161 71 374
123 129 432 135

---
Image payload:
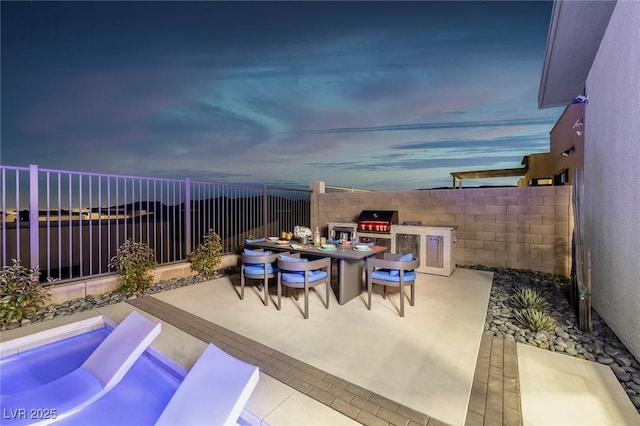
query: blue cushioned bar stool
241 248 283 306
277 255 331 319
366 253 420 317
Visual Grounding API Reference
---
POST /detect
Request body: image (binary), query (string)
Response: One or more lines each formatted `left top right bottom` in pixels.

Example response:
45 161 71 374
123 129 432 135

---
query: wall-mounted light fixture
561 146 575 157
572 118 584 136
572 95 589 104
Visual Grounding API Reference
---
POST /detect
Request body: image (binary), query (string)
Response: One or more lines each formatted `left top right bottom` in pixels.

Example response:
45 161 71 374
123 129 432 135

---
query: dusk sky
1 1 564 191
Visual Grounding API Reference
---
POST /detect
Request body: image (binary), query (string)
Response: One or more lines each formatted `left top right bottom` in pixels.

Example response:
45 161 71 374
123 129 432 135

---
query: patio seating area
140 267 494 425
1 268 638 425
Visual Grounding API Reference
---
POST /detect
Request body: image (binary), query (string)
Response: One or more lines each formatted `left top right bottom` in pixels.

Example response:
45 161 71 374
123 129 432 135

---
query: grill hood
357 210 398 233
358 210 398 223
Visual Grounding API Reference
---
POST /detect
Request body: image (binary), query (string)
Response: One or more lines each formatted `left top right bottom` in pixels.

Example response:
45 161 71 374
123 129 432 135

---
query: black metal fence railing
0 164 310 284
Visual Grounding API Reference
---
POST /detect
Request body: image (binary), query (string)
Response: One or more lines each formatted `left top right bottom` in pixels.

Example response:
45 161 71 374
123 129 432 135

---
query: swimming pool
1 327 182 425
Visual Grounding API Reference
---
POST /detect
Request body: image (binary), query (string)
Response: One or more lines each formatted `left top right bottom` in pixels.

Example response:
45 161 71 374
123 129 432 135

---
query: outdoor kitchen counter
245 241 387 305
392 225 457 276
394 224 458 230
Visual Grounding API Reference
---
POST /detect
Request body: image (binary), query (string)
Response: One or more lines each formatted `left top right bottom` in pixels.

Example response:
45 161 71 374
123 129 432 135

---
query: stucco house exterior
450 102 586 189
538 0 640 360
518 103 585 187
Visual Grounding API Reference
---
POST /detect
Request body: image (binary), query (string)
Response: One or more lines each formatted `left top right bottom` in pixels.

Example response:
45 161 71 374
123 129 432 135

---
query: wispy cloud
392 134 549 152
289 117 557 136
1 1 563 190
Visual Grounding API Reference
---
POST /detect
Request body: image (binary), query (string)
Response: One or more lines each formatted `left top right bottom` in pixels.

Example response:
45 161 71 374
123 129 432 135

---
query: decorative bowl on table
319 244 337 251
353 244 372 252
267 237 279 242
276 240 289 245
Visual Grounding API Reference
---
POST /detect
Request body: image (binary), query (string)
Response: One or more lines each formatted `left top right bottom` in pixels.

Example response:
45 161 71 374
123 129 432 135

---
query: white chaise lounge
154 343 260 426
0 311 161 426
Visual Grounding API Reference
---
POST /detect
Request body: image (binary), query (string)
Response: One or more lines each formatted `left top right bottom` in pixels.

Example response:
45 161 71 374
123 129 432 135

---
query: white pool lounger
0 311 161 426
155 343 260 426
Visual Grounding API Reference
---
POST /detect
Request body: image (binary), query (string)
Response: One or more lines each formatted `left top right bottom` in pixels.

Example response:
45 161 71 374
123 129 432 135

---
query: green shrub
0 259 49 327
236 233 255 254
189 230 223 278
514 308 556 332
109 239 157 296
511 287 549 311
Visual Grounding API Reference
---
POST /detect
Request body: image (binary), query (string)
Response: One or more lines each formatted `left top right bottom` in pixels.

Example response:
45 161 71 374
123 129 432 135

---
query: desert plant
189 230 223 278
511 287 549 311
236 233 255 254
0 259 49 327
108 239 157 296
514 308 556 332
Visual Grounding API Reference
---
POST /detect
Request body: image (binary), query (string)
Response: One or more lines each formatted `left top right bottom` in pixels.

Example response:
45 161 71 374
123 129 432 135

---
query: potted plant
294 226 312 245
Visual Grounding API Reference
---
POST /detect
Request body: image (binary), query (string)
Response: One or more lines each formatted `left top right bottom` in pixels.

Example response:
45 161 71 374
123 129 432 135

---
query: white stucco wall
585 1 640 360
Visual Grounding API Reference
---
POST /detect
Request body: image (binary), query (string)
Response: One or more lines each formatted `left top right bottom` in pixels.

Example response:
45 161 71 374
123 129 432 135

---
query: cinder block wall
317 186 572 276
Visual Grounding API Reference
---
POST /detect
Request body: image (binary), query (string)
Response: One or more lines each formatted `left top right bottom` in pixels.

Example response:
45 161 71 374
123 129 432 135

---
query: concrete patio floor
138 267 493 425
147 267 493 425
1 267 638 425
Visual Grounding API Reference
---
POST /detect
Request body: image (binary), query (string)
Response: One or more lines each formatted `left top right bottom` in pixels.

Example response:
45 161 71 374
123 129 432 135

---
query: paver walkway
465 335 522 426
129 296 522 426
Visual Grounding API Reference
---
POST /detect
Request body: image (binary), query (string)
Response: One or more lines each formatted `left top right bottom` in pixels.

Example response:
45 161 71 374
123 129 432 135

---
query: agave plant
510 287 549 311
514 308 555 332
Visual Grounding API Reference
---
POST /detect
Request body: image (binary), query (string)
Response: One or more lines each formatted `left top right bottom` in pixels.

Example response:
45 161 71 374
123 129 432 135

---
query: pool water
0 328 183 425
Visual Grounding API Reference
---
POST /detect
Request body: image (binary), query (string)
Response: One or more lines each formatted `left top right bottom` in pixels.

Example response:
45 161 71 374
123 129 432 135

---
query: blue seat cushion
279 254 307 263
244 248 270 256
281 270 328 283
244 264 276 275
244 248 273 267
390 253 413 276
279 254 313 276
372 270 417 282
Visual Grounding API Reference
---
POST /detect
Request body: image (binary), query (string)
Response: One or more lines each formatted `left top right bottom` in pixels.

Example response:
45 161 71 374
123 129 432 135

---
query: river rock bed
465 264 640 412
3 266 640 412
2 273 214 330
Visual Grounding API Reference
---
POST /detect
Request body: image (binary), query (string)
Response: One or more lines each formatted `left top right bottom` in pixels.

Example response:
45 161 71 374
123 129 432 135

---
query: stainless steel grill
357 210 398 233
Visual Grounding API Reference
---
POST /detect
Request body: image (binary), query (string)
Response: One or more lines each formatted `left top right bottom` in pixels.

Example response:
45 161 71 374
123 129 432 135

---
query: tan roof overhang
450 167 528 181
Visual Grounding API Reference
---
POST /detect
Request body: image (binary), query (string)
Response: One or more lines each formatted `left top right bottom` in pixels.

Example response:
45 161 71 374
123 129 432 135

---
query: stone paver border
465 335 522 426
129 296 521 426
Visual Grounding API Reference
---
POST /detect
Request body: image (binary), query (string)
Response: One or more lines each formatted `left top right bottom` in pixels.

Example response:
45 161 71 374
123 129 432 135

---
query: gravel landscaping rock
465 264 640 413
0 272 220 330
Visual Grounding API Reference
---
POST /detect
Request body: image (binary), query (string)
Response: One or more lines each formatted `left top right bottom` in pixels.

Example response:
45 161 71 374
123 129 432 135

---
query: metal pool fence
0 164 310 284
